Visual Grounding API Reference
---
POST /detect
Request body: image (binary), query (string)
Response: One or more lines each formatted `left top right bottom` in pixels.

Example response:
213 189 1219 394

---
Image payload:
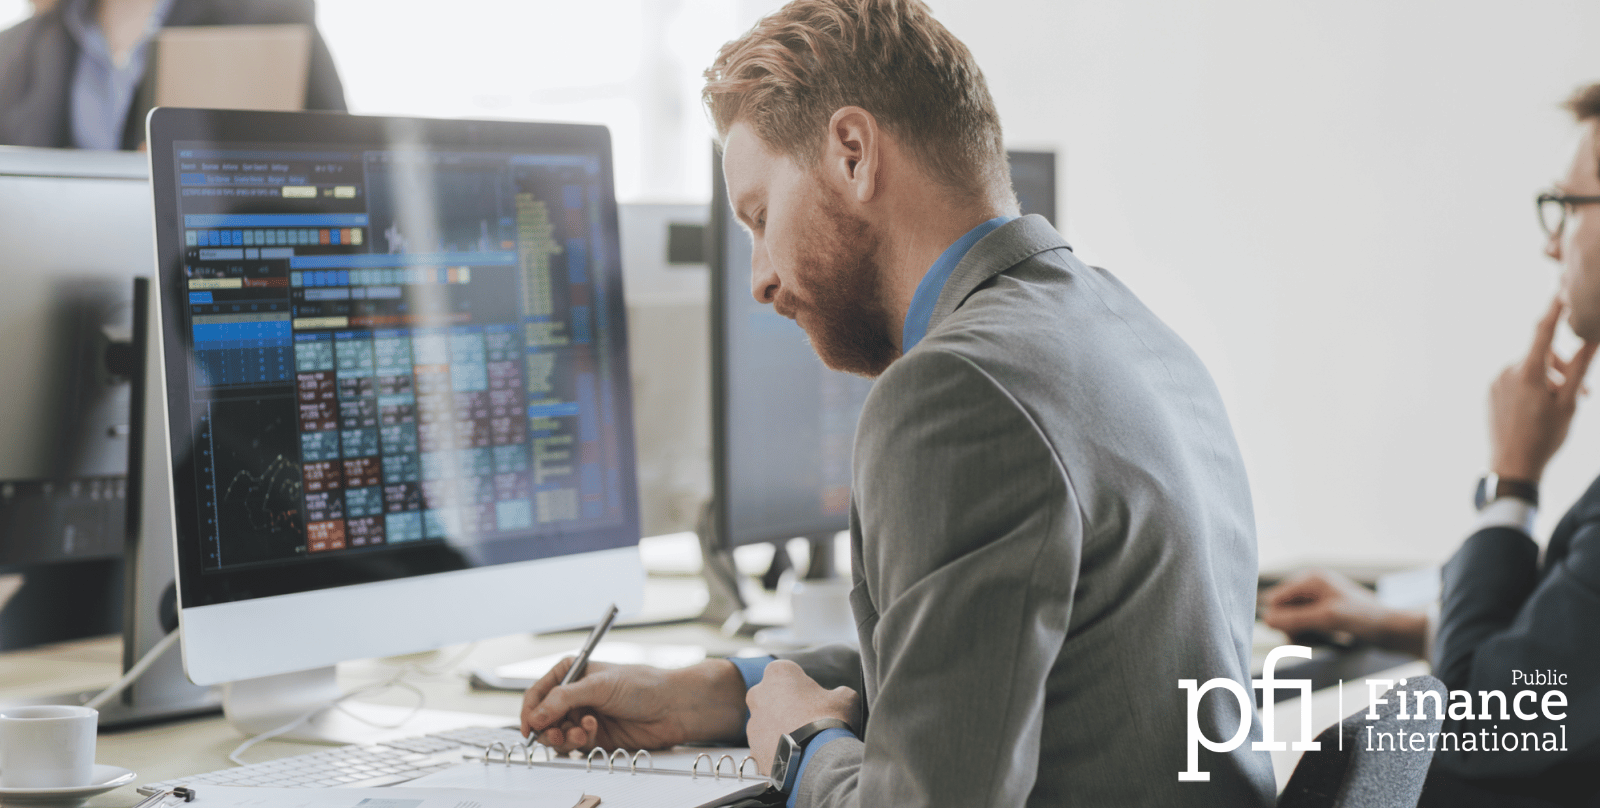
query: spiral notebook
402 747 770 808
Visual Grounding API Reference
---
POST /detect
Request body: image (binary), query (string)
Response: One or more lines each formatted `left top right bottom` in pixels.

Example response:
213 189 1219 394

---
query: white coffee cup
0 705 97 789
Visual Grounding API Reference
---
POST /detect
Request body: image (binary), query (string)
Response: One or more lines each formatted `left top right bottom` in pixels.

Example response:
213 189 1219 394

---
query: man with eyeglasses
1263 84 1600 807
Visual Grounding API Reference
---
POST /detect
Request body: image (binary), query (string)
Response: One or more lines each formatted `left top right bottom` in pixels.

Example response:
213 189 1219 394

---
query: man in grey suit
521 1 1274 805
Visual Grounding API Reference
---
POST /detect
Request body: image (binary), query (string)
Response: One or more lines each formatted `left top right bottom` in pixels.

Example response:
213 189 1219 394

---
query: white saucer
0 765 137 805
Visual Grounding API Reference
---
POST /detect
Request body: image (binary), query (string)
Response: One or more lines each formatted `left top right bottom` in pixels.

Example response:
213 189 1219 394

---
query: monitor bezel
147 108 643 616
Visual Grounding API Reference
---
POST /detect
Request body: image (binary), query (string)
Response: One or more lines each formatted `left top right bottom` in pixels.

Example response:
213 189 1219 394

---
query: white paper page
178 785 578 808
407 761 766 808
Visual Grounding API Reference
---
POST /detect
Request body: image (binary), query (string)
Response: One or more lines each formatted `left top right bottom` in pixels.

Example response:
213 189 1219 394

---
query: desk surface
1 571 1428 804
3 576 759 808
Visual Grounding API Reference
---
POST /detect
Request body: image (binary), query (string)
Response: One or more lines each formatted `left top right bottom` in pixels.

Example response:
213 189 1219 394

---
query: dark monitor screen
148 110 641 609
710 148 1057 549
1007 150 1056 227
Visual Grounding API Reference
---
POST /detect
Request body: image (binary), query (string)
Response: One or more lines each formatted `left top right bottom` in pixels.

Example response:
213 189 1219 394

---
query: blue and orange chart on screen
171 145 628 572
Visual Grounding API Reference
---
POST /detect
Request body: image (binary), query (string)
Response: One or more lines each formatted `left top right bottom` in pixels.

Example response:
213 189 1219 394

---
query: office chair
1278 675 1447 808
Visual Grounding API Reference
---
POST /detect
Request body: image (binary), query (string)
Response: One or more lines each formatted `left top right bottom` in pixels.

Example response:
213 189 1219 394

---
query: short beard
775 193 901 378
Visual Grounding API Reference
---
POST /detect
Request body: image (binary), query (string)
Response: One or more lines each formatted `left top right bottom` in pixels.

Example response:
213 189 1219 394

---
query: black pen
525 603 619 746
560 603 620 686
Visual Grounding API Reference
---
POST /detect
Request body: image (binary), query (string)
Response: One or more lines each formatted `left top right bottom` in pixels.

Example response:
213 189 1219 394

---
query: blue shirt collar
900 216 1016 352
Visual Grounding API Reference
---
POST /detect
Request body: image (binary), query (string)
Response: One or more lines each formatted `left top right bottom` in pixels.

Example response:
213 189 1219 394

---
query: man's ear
824 106 878 204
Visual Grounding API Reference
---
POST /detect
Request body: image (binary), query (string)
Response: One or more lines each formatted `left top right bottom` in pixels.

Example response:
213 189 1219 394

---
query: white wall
11 0 1600 572
315 0 741 203
932 0 1600 570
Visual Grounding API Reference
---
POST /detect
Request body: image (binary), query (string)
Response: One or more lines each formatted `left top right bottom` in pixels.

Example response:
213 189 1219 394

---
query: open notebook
402 748 770 808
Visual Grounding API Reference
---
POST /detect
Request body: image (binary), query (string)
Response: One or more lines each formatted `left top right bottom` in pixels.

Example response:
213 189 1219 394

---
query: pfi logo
1177 646 1320 781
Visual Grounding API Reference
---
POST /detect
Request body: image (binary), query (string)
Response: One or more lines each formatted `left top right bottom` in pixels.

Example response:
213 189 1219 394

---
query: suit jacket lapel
926 214 1070 337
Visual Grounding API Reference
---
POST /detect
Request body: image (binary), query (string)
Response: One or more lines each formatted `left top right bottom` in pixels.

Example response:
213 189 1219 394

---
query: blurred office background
5 0 1600 572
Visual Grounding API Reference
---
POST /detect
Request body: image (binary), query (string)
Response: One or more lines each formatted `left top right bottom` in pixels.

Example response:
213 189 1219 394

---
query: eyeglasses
1537 191 1600 237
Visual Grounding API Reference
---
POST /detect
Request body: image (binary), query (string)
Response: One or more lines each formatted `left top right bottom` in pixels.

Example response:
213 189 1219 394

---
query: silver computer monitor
0 147 151 650
146 111 645 725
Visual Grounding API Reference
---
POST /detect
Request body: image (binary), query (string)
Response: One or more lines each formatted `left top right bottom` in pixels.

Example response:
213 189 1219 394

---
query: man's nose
1547 227 1563 262
751 251 779 304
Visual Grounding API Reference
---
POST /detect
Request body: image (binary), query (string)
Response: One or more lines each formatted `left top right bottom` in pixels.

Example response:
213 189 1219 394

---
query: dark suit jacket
0 0 345 149
1426 474 1600 807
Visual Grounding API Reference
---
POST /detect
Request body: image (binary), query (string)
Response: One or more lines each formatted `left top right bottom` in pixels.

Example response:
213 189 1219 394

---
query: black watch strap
1474 474 1539 510
789 718 852 748
772 718 853 795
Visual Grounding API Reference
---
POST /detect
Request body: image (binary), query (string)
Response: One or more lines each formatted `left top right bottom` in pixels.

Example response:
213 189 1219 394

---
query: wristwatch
769 718 853 795
1474 473 1539 510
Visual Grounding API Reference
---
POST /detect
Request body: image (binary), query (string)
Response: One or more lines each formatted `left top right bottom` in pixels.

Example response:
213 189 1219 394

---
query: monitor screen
710 148 1057 549
150 111 641 627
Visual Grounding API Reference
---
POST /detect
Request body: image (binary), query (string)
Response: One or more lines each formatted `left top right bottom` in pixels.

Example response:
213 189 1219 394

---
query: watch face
772 734 801 791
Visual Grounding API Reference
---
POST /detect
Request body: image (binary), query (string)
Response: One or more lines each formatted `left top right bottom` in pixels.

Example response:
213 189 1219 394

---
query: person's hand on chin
1488 297 1597 486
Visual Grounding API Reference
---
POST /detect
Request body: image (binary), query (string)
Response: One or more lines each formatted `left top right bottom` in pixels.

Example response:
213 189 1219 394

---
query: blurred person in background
1265 83 1600 808
0 0 345 149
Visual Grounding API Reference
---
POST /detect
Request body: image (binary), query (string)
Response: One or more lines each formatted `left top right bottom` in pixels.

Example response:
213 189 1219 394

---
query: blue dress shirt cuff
729 655 776 690
788 729 854 808
728 655 776 739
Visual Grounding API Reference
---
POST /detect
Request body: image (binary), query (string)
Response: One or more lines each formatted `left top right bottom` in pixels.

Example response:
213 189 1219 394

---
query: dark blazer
0 0 346 149
1426 474 1600 807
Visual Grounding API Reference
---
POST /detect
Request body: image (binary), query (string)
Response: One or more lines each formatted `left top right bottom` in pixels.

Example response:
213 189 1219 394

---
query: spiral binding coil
691 752 762 781
483 742 513 764
484 740 556 766
480 745 758 780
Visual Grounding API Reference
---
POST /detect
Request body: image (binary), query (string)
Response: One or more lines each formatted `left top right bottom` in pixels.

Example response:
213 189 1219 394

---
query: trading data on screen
171 145 629 573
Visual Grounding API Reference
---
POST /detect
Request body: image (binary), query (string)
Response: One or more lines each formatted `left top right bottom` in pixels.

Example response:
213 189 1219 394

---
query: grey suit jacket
781 216 1275 807
0 0 346 150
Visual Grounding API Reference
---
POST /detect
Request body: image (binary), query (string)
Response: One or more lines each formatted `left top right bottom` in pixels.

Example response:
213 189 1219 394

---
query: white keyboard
136 726 527 795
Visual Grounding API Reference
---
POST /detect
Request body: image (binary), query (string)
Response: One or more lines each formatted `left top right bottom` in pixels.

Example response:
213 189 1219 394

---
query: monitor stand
693 501 749 631
222 667 509 745
693 501 853 645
